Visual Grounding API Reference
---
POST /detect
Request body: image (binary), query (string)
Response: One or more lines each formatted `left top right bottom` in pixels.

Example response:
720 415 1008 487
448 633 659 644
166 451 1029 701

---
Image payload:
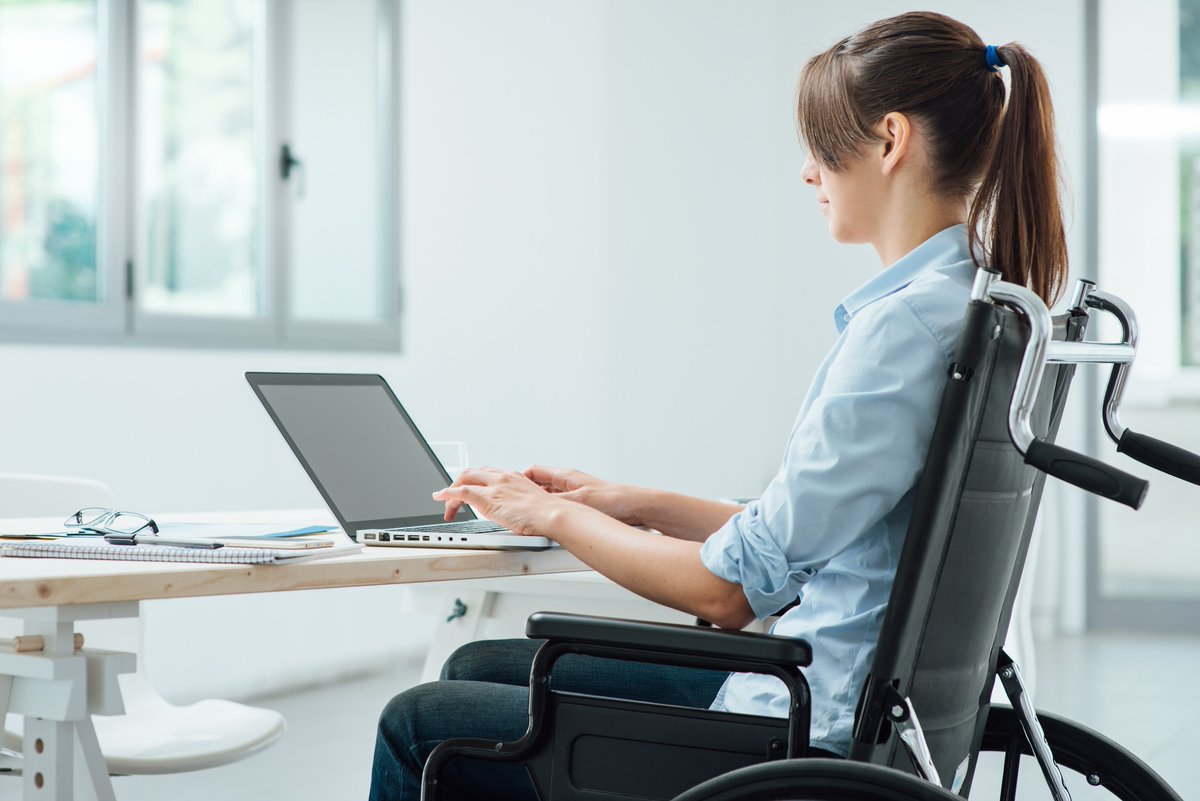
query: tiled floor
72 633 1200 800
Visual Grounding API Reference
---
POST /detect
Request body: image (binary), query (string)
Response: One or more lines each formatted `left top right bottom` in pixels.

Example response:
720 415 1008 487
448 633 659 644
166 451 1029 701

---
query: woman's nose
800 153 819 185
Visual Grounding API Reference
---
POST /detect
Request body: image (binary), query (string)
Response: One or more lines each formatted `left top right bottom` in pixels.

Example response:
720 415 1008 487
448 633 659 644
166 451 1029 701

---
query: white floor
24 632 1198 801
969 632 1199 799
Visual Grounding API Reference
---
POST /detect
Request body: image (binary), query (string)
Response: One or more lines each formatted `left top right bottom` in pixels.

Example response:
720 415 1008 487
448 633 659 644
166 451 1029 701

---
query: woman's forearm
627 487 744 542
545 501 754 629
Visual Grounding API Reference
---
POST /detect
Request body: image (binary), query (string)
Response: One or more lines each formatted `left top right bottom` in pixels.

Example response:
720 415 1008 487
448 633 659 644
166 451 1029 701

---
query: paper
0 531 102 540
0 538 361 565
149 523 336 539
0 523 335 541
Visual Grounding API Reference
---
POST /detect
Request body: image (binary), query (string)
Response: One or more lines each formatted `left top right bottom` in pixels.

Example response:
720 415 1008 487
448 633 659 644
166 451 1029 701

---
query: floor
968 631 1200 799
25 632 1199 801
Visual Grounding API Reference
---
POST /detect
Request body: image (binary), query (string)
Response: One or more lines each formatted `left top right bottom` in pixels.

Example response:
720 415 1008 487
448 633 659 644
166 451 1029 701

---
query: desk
0 511 585 801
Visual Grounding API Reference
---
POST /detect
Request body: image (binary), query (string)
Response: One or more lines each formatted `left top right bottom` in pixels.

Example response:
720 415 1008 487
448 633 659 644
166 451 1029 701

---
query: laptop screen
247 373 471 536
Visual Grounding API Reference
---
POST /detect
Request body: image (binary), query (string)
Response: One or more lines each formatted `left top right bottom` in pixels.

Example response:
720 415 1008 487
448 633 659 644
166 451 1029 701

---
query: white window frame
0 0 402 351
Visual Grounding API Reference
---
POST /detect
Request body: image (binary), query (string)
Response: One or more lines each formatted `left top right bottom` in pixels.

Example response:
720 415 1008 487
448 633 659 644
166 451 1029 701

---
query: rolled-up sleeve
701 295 951 619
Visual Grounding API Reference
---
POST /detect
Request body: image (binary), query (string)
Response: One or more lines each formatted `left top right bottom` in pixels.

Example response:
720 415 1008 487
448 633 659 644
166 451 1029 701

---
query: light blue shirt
700 224 977 756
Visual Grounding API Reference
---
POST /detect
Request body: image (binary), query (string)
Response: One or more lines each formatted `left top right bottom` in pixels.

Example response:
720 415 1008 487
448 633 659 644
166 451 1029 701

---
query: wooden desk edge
0 548 588 609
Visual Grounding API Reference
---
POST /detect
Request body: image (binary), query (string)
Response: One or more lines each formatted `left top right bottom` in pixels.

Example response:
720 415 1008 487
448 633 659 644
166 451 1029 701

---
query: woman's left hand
432 467 567 537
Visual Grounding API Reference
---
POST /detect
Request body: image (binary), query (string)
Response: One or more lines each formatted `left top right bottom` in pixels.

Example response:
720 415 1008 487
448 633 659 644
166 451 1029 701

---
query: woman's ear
875 112 912 175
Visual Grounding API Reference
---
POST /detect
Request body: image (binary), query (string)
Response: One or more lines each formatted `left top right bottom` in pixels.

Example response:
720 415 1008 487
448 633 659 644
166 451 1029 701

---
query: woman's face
800 150 883 245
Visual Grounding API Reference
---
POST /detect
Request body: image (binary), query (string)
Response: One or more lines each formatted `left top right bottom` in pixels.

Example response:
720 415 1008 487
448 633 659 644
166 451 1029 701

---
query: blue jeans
368 638 729 801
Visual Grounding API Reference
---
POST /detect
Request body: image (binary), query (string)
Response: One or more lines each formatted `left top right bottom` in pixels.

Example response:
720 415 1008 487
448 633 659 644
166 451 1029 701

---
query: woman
369 11 1067 800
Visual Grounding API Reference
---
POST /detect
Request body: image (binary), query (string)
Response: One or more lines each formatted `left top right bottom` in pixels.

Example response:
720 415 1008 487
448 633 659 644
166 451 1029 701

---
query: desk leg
420 589 495 684
75 717 116 801
2 604 137 801
19 615 81 801
23 718 74 799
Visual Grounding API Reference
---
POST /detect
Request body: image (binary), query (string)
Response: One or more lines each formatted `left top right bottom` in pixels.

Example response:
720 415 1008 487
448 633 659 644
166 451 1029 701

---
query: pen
104 532 224 549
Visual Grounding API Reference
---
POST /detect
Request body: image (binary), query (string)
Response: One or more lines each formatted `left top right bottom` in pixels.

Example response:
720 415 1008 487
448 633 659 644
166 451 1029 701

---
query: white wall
0 1 1089 701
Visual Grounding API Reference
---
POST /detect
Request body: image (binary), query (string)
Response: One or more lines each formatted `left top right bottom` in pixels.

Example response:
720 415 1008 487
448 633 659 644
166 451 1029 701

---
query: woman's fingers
522 464 559 486
433 483 484 507
433 467 519 519
452 466 505 487
524 464 582 492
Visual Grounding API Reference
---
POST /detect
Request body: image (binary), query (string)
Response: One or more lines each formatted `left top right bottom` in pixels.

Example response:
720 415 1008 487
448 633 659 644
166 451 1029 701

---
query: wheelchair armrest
526 611 812 668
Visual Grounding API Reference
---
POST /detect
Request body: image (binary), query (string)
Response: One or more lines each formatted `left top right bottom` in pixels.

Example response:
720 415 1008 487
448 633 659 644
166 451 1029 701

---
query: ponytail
796 13 1069 305
968 44 1068 305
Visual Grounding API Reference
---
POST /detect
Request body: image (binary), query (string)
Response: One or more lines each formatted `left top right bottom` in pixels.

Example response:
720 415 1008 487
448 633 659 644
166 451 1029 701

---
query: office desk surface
0 511 586 609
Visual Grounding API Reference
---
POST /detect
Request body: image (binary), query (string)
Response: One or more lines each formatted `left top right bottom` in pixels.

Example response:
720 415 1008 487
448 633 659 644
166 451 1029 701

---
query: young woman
369 11 1067 800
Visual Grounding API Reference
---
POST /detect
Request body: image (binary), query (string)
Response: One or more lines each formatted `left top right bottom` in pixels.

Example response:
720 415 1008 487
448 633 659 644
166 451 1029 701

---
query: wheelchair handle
1117 429 1200 486
1025 438 1148 509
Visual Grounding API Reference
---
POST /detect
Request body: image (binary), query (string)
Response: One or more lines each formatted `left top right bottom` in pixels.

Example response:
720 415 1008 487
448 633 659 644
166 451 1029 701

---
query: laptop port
422 535 431 541
407 534 420 541
378 532 391 542
364 533 377 540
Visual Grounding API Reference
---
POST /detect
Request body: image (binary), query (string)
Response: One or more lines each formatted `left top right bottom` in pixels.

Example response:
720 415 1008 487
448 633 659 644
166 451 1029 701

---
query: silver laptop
246 372 556 550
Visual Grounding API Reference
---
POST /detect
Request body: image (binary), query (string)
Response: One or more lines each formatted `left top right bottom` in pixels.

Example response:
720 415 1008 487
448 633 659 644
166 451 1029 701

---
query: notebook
0 538 362 564
245 372 556 550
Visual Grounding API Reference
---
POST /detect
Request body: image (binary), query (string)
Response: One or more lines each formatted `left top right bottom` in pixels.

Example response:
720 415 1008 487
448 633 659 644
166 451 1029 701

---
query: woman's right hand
523 465 646 527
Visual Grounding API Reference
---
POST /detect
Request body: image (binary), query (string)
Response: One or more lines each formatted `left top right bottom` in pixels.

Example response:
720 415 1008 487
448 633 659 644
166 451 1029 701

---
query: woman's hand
523 465 646 526
432 467 570 537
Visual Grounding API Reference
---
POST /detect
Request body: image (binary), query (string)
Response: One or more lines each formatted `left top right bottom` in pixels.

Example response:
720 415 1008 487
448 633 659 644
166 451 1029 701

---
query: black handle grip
1117 429 1200 486
1025 439 1148 509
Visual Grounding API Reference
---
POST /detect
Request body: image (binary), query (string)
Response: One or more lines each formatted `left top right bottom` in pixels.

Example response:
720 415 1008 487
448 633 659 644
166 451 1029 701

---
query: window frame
0 0 402 352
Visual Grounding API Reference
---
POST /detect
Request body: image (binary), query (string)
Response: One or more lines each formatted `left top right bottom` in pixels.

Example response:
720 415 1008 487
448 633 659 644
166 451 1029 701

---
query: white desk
0 511 585 801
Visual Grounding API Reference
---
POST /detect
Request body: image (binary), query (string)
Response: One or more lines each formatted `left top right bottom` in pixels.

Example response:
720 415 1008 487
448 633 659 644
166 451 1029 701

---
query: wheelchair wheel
671 758 965 801
971 705 1181 801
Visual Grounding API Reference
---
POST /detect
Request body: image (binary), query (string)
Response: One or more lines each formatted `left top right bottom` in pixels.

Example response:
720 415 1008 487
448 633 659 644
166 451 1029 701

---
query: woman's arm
628 488 745 543
433 468 755 629
521 465 743 542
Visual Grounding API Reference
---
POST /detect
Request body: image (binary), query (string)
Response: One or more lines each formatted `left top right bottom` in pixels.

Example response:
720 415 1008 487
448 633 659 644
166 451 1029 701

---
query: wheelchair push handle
1025 438 1148 509
1116 430 1200 486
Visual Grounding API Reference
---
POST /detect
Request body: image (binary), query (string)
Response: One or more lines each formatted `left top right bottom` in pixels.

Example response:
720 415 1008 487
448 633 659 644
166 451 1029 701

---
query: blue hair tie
985 44 1005 72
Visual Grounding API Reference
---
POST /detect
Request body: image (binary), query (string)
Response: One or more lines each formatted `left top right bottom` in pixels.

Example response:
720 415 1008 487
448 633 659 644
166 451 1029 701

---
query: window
0 0 100 305
1091 0 1200 630
0 0 400 349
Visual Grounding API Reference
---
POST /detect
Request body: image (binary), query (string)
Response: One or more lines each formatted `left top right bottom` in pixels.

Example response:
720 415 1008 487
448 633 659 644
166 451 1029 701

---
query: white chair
0 473 286 775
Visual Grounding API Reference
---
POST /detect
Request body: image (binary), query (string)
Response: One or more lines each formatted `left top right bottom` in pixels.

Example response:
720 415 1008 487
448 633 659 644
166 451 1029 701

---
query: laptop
245 372 556 550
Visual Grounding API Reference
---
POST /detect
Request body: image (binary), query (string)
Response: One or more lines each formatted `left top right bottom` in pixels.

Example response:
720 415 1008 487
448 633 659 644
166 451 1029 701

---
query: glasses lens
68 507 111 527
106 512 154 536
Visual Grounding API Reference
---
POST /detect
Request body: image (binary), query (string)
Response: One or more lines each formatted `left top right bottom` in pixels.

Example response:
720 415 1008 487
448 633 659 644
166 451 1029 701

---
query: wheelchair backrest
848 295 1087 792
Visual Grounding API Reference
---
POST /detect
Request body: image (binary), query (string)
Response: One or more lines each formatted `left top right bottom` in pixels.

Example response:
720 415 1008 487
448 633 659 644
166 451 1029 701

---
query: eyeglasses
65 507 159 543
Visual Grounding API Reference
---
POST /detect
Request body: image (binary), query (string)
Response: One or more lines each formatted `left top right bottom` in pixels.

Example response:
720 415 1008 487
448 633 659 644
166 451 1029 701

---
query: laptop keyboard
395 520 507 534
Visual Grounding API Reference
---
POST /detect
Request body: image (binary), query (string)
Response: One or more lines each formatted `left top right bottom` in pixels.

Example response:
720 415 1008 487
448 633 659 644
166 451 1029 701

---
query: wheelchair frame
420 268 1196 801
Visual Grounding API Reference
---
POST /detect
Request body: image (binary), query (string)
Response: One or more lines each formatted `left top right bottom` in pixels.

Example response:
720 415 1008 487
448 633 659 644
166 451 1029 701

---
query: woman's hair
796 12 1067 304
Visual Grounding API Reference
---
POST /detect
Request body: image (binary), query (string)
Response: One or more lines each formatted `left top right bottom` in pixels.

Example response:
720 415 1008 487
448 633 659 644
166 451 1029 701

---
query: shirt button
843 312 852 323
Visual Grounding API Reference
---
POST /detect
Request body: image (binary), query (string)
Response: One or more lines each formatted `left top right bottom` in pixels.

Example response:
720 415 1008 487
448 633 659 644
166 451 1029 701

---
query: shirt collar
833 224 971 332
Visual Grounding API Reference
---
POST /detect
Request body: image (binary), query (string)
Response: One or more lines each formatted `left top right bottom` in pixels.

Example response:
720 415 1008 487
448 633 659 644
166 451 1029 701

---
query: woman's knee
376 686 425 759
440 638 542 683
376 680 530 770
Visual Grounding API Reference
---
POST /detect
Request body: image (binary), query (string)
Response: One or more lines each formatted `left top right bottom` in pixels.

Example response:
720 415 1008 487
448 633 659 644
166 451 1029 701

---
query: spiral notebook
0 539 361 564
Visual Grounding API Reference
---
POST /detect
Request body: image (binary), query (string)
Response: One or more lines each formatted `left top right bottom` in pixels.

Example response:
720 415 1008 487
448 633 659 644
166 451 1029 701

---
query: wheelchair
421 268 1197 800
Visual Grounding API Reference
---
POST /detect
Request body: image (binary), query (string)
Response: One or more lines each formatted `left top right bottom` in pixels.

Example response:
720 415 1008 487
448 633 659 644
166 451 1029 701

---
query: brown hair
796 12 1067 304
